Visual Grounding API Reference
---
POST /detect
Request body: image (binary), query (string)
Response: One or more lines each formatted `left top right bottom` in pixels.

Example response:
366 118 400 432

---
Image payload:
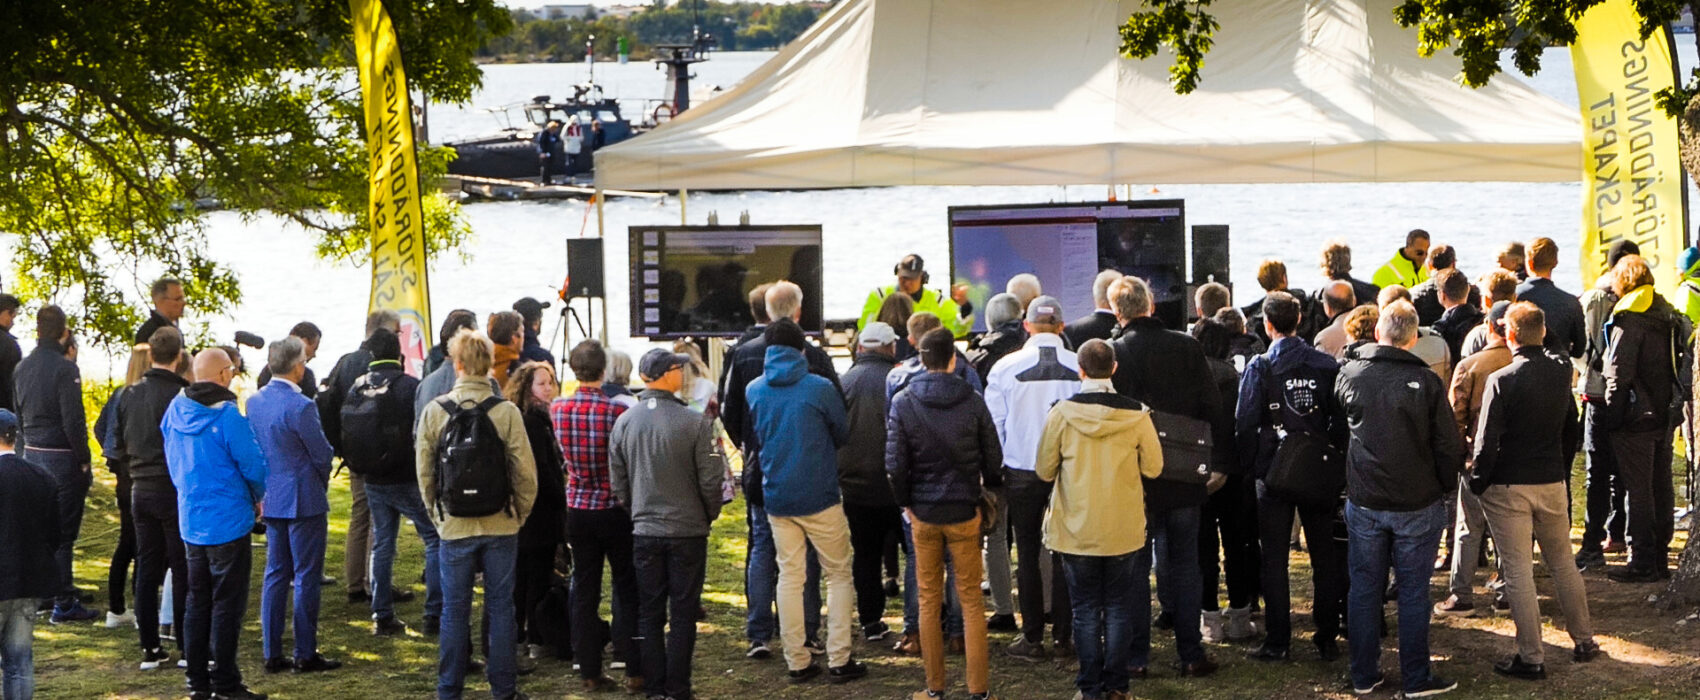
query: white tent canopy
596 0 1582 190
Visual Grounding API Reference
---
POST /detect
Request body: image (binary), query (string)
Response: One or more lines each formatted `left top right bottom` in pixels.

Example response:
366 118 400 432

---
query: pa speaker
566 238 605 298
1192 225 1229 286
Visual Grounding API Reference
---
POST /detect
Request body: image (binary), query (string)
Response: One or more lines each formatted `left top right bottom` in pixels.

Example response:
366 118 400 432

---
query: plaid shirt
551 386 628 510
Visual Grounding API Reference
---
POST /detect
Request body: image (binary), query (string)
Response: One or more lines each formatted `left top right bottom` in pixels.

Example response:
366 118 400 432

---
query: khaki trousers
1479 482 1594 665
914 515 989 695
344 472 371 593
770 504 856 670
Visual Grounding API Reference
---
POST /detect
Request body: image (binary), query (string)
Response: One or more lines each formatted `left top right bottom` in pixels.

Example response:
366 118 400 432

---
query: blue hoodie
746 345 849 517
162 383 269 546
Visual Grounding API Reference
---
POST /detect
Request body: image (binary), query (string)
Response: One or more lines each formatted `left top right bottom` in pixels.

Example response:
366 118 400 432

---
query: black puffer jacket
1335 343 1463 511
885 371 1004 524
966 320 1026 380
837 351 899 507
1110 317 1220 510
1603 287 1685 433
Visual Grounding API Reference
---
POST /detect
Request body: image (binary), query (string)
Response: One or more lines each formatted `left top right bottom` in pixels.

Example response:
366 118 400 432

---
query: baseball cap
512 297 551 324
1487 301 1511 335
858 321 897 348
896 254 926 280
0 409 16 439
1025 295 1064 325
638 347 690 381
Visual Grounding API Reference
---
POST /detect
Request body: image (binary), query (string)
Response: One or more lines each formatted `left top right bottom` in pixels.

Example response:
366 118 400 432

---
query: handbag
977 488 1002 536
1148 410 1212 484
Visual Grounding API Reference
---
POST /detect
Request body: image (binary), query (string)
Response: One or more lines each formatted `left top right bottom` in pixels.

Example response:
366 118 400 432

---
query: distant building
542 4 595 20
601 5 646 20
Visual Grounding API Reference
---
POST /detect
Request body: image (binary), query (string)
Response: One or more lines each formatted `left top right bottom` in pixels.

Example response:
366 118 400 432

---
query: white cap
859 321 898 348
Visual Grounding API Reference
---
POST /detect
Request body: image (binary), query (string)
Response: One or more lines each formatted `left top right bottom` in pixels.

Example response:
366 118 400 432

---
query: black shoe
390 587 416 603
986 613 1018 632
827 659 868 684
320 574 337 587
1573 641 1604 663
1316 639 1341 662
862 621 890 641
1402 675 1458 697
347 590 371 604
468 658 485 673
263 657 292 674
420 616 440 637
1246 644 1289 662
372 615 408 636
1574 548 1607 571
211 687 268 700
1607 565 1664 583
189 693 213 700
140 647 172 671
787 664 822 684
1493 654 1546 680
746 640 772 659
1351 673 1385 695
293 654 343 673
883 578 900 597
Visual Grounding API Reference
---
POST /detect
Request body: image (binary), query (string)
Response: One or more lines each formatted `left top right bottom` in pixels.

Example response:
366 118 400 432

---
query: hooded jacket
746 346 850 518
13 340 90 464
115 367 191 493
1468 346 1581 492
162 382 269 546
1035 381 1164 556
1603 286 1686 432
837 351 900 507
966 319 1027 380
885 371 1004 525
719 331 840 507
610 388 726 538
1110 317 1219 510
1335 344 1463 512
1235 336 1346 478
0 452 62 601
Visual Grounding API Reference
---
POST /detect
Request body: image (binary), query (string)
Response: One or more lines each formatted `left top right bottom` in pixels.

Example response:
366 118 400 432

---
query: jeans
566 507 638 679
1446 477 1492 602
132 488 187 651
843 503 901 627
634 536 708 700
913 516 989 696
902 514 962 637
109 474 137 615
1580 401 1627 551
1061 552 1138 696
185 536 253 695
438 535 518 700
1256 482 1343 647
262 515 327 662
1346 500 1447 693
982 503 1015 616
1611 429 1676 569
25 447 88 605
1479 483 1594 665
1202 473 1260 611
1006 468 1069 644
769 504 857 670
344 472 371 595
1132 506 1204 667
365 482 443 622
744 502 819 644
0 598 34 700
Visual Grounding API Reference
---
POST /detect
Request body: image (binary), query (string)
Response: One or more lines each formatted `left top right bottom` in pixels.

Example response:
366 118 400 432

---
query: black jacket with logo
1335 344 1463 511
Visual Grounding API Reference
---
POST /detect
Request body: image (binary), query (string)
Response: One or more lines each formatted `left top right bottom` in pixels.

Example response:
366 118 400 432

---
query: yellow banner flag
351 0 432 376
1572 0 1689 295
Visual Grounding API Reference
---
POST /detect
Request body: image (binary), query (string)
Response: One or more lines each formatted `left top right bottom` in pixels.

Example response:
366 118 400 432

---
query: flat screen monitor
629 225 824 339
948 200 1188 330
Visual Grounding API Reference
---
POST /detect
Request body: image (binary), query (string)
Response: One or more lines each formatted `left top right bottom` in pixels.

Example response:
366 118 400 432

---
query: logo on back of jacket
1284 378 1318 414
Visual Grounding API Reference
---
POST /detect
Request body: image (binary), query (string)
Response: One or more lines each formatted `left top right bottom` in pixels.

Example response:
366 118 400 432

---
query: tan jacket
1034 381 1164 557
1448 341 1512 461
416 376 538 540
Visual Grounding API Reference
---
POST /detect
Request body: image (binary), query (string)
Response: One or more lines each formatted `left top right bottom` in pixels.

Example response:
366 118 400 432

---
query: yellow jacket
858 285 972 338
1371 250 1428 290
1034 380 1164 556
415 376 538 540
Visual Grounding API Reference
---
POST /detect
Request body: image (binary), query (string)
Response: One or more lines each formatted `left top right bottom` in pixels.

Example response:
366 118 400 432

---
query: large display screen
629 226 824 339
948 200 1188 330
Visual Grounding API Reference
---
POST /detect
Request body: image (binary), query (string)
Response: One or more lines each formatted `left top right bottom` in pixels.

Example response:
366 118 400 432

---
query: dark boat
442 82 644 185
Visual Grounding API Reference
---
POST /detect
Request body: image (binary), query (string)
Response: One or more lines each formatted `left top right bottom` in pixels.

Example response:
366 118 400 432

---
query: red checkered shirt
551 386 628 510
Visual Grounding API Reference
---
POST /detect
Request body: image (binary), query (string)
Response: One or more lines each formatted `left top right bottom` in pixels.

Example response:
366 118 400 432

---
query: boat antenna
587 33 595 85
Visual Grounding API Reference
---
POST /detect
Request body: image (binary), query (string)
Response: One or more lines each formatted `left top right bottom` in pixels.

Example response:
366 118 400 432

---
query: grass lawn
27 459 1700 699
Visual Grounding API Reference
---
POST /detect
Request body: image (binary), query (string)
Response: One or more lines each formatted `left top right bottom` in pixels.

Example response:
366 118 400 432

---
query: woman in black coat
505 361 568 654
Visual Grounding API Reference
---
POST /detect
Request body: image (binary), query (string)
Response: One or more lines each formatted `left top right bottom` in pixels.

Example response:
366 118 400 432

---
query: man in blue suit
247 337 342 675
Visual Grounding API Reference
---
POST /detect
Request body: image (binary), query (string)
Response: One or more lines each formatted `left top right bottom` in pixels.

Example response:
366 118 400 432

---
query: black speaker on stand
555 238 606 367
1191 225 1230 286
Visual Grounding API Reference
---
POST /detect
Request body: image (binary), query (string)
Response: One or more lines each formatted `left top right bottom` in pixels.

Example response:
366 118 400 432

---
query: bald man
163 349 270 700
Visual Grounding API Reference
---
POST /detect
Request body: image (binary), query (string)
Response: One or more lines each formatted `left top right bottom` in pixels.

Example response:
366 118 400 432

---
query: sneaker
863 621 890 641
1401 675 1458 697
293 654 343 673
1246 644 1289 662
1574 548 1607 571
986 613 1018 632
787 664 822 684
892 632 920 655
1005 636 1048 661
1200 609 1225 643
106 609 137 629
746 641 772 660
1352 673 1386 695
803 638 826 656
527 643 553 660
1432 595 1477 617
827 659 868 684
1573 640 1604 663
139 647 171 671
50 601 99 624
1493 654 1546 681
320 574 337 587
911 691 945 700
263 657 293 674
1224 605 1259 641
211 687 268 700
372 615 408 636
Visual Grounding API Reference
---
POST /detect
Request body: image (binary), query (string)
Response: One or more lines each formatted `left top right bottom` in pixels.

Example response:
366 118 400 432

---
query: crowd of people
0 230 1691 700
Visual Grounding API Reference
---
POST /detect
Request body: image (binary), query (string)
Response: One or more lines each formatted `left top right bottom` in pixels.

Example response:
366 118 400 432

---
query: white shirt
985 333 1080 471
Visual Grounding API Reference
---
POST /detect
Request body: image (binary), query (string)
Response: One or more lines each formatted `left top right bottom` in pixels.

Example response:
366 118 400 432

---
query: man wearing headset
858 254 975 339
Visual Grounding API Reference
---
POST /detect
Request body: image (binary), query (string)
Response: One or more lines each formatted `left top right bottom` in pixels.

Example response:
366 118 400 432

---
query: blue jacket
246 378 333 520
162 383 269 546
747 346 850 517
1234 336 1346 478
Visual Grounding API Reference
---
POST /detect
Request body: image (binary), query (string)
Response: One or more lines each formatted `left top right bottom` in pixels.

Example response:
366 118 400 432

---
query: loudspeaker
1191 225 1230 286
566 238 605 298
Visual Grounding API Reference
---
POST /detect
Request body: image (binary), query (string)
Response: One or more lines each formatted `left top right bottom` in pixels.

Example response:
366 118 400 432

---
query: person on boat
857 255 973 339
536 121 564 185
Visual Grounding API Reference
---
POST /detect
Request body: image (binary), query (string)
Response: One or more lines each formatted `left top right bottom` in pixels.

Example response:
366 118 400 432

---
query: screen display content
948 200 1188 330
629 226 824 339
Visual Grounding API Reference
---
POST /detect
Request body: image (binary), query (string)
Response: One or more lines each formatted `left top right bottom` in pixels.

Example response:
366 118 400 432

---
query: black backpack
1257 359 1345 507
339 371 414 480
432 396 512 518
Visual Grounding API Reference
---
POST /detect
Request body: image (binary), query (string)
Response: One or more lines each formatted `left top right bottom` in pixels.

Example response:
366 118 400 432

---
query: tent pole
679 188 688 225
596 188 608 344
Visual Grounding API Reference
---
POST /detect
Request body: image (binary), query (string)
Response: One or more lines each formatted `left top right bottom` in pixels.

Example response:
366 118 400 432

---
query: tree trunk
1662 171 1700 608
